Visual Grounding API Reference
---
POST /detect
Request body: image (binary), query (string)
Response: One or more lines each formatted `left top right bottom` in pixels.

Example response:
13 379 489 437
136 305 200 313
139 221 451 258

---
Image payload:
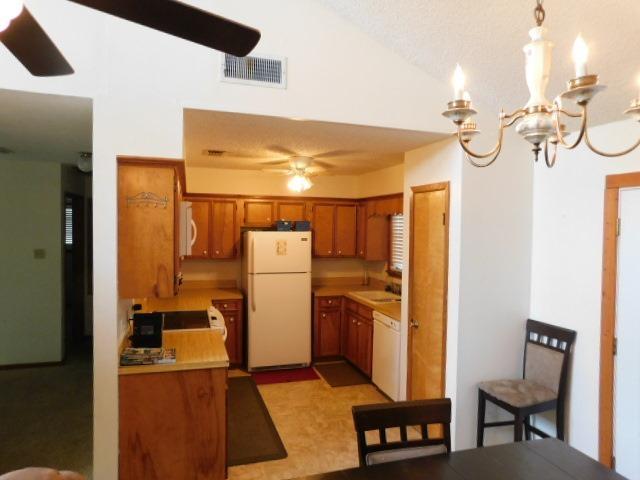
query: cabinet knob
357 322 362 326
338 250 342 254
328 250 332 254
229 317 235 323
352 319 356 324
328 300 332 304
203 250 207 255
223 304 228 308
215 250 220 255
321 313 326 318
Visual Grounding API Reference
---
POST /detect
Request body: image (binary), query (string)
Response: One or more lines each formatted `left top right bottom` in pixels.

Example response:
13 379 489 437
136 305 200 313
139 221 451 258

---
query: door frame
599 171 640 467
406 182 450 400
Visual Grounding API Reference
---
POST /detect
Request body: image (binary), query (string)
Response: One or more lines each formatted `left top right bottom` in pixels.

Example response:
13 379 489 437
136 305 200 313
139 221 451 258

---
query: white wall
530 119 640 458
456 130 533 449
0 157 63 365
0 1 454 477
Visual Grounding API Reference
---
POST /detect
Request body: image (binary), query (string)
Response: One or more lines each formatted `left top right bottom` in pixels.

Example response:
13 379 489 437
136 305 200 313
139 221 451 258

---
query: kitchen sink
349 290 401 303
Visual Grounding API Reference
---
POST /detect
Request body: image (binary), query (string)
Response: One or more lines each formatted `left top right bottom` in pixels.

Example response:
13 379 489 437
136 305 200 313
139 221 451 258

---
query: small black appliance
130 313 164 348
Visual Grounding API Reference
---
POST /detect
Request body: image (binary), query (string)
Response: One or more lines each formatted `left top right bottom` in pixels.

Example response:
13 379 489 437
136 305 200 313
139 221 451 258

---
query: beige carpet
228 375 389 480
0 346 93 479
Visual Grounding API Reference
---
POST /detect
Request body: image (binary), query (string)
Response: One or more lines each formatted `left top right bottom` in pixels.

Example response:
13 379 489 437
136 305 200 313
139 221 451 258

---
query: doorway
407 182 449 404
599 172 640 476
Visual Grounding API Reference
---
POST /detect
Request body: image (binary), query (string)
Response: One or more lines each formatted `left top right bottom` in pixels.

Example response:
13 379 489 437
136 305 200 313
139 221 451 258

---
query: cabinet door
244 201 274 226
345 312 359 365
313 204 335 257
357 319 373 377
277 201 306 221
187 200 211 258
356 203 367 258
365 215 390 261
225 310 241 365
318 308 341 357
211 201 236 258
335 204 357 257
118 164 176 298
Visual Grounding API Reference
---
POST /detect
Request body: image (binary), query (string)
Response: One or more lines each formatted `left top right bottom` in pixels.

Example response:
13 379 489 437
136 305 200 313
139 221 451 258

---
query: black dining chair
352 398 451 467
477 319 576 446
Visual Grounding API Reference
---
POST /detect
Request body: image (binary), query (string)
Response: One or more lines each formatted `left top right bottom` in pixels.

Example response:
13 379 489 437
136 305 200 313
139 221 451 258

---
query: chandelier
442 0 640 168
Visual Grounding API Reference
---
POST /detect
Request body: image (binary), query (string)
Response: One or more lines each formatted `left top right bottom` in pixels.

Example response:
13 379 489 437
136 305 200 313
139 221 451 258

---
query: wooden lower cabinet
344 301 373 377
345 311 360 366
313 296 342 359
119 367 227 480
213 299 243 366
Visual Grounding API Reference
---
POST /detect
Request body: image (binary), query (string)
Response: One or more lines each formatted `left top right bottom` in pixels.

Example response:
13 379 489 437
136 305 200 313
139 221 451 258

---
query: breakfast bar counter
118 329 229 376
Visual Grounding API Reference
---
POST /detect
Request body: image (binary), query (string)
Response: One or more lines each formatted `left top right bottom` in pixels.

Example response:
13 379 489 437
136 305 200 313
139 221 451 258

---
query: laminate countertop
119 329 229 376
313 285 402 321
135 288 243 313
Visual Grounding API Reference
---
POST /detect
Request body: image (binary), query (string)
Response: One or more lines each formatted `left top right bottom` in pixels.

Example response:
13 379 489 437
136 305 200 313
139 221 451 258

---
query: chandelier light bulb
0 0 23 32
452 64 466 100
572 34 589 78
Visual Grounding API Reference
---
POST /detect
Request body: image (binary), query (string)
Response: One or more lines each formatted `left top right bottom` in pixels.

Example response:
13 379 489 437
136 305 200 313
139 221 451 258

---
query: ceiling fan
261 156 333 193
0 0 261 77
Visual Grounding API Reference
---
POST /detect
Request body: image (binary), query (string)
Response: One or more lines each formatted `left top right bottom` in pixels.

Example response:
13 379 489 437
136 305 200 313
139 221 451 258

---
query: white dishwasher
372 310 401 401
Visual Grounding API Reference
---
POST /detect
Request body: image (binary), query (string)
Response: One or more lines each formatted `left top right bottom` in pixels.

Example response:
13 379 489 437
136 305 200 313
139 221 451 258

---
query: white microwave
179 201 194 257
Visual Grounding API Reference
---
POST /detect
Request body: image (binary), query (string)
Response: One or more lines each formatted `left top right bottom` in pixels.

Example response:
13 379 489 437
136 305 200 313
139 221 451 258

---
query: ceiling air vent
221 53 287 89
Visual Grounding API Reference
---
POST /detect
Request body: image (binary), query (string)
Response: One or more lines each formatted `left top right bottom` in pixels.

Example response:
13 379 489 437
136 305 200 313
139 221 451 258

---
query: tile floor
228 370 388 480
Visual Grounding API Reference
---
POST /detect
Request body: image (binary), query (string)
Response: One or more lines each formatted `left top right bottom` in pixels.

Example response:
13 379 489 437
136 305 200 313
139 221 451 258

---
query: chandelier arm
456 121 505 159
503 110 527 128
555 108 584 119
584 128 640 157
464 146 502 168
543 141 558 168
554 104 588 150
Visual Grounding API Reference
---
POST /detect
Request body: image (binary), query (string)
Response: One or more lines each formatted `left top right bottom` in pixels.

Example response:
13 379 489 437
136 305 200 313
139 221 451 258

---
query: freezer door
246 231 311 273
247 272 311 370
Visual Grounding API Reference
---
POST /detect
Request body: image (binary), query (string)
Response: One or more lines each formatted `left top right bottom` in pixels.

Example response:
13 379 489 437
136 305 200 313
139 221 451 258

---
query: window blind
390 214 404 272
65 205 73 247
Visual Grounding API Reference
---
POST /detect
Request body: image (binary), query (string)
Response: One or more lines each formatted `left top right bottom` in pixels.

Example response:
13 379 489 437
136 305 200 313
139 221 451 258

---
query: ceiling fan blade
0 7 74 76
67 0 261 56
260 158 291 167
305 166 327 174
314 149 359 159
262 168 292 175
266 145 298 157
312 160 335 170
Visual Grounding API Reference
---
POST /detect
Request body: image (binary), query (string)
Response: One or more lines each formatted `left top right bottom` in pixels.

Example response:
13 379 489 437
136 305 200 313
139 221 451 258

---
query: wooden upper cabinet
211 201 237 259
187 200 210 258
365 214 390 262
357 204 367 258
313 204 335 257
244 201 274 226
334 205 357 257
372 195 403 216
276 201 307 221
118 163 178 299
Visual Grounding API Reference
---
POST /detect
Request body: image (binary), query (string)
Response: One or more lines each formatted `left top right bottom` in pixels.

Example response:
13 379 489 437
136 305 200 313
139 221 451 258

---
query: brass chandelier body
442 0 640 168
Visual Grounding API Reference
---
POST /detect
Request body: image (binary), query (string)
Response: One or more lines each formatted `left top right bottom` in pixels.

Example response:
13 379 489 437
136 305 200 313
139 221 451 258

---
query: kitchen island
118 329 229 480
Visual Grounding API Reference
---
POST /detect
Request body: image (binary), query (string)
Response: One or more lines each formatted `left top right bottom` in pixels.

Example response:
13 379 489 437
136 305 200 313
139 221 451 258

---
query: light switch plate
33 249 46 259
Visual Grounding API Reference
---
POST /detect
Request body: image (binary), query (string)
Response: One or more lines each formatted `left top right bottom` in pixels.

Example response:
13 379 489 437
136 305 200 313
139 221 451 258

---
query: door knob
410 319 419 328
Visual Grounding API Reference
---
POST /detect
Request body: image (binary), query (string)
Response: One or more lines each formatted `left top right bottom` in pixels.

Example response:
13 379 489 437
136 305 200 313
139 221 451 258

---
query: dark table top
291 439 627 480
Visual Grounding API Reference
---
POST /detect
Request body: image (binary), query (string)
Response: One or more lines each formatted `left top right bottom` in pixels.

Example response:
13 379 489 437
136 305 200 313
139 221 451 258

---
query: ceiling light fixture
0 0 23 32
442 0 640 168
287 173 313 193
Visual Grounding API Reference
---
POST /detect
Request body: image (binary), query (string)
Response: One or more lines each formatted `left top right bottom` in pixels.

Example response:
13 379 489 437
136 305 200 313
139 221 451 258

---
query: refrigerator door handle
251 238 256 312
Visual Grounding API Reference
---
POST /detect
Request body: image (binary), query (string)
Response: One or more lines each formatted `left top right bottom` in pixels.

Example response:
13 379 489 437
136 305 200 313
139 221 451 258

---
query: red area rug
252 367 319 385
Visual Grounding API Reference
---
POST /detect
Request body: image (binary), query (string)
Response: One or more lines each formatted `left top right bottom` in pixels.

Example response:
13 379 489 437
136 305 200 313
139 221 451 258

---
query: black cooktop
159 310 209 330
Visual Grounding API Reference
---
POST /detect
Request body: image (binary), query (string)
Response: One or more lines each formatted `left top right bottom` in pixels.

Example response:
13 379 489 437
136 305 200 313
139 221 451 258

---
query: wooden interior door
408 182 449 405
211 201 236 258
313 204 335 257
188 200 211 258
334 204 357 256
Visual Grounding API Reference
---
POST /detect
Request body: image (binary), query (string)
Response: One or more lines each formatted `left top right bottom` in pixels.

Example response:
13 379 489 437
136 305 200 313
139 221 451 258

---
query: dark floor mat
315 361 370 387
227 376 287 466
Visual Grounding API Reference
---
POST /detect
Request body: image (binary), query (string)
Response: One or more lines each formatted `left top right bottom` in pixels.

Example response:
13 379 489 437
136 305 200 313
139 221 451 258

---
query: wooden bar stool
477 319 576 446
352 398 451 467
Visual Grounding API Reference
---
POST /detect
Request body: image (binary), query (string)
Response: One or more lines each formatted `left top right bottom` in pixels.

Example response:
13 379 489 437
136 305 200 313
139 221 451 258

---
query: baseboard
0 359 64 370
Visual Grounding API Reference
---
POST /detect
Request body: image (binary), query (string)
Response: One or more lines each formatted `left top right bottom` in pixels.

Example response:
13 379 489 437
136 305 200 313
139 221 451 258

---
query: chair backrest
352 398 451 467
523 319 576 398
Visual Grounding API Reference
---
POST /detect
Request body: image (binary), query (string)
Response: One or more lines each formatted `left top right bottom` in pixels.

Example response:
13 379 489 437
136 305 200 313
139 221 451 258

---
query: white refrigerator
242 231 312 371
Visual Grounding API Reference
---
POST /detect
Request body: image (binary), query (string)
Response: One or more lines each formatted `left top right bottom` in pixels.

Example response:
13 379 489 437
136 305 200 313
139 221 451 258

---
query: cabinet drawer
357 304 373 320
345 299 359 313
318 297 341 309
212 300 241 312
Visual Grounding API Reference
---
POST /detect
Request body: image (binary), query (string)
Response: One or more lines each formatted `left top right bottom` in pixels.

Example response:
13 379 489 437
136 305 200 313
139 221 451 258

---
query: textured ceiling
0 89 92 164
184 109 445 174
318 0 640 125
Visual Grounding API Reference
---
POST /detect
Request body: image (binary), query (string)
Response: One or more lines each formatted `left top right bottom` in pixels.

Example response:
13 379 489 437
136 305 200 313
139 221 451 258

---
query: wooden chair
352 398 451 467
477 319 576 446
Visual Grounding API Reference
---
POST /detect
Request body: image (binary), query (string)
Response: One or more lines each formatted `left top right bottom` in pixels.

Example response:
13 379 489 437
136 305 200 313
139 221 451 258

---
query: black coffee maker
130 312 164 348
